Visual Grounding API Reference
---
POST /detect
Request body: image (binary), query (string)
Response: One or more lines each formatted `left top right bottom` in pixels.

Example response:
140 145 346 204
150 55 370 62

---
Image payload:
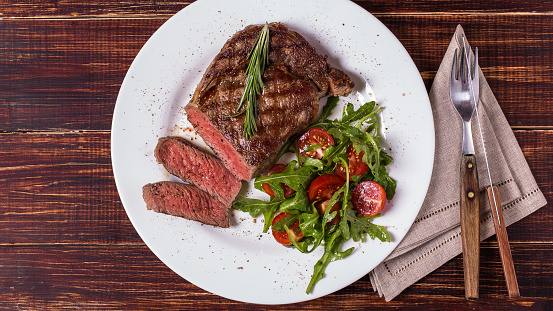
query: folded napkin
369 25 547 301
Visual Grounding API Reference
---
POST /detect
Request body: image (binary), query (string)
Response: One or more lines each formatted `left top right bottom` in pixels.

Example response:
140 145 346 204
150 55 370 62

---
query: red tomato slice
335 145 369 181
315 200 341 226
298 128 335 159
352 181 386 217
262 164 295 198
308 174 345 202
271 213 304 245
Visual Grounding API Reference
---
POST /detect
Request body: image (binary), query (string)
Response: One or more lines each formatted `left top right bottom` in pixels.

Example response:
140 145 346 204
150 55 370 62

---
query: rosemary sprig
227 22 270 140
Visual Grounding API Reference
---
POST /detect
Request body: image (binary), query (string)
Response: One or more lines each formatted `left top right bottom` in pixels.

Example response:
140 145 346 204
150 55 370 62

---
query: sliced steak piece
142 181 229 228
154 136 242 206
185 22 354 181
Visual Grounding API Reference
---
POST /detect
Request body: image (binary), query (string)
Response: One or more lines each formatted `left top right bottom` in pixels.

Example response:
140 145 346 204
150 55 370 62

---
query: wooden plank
2 1 553 18
0 244 549 309
0 16 553 131
0 1 191 17
0 130 551 245
0 18 165 131
0 132 139 244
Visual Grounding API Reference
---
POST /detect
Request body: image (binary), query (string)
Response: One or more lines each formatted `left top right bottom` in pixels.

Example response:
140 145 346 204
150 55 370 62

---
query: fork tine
461 35 472 81
451 48 458 82
459 45 467 83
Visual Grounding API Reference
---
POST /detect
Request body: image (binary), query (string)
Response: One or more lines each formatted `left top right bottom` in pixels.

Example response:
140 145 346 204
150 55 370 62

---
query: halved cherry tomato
271 213 304 245
335 145 369 181
298 128 335 159
315 200 341 226
352 181 386 217
262 164 295 198
308 174 345 202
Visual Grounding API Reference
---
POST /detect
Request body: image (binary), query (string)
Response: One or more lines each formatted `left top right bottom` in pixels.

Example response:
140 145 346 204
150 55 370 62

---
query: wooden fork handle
460 154 480 299
487 186 521 298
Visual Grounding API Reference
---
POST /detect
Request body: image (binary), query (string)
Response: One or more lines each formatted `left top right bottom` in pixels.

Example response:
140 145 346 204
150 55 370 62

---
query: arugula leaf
334 124 365 138
377 173 397 200
231 196 285 232
262 209 277 232
302 157 324 170
321 140 348 162
232 196 284 218
254 161 316 197
271 213 300 232
343 204 390 243
296 212 325 252
353 135 382 181
365 222 391 242
325 183 345 219
283 210 328 254
254 161 315 198
279 188 311 214
380 151 393 166
317 96 340 123
299 211 322 238
339 203 351 240
340 101 376 124
306 230 353 294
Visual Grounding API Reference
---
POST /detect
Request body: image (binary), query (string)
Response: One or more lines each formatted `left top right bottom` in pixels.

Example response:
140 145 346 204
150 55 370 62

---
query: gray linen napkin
369 25 547 301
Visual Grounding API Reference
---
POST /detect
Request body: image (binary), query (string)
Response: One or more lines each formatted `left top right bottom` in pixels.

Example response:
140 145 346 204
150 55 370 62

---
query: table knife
462 41 521 299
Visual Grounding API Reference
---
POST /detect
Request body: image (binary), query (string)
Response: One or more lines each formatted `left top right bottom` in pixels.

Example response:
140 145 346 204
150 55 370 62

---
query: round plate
111 0 434 304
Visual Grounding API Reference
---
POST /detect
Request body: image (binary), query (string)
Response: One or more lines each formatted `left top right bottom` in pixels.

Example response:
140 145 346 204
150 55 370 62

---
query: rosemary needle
226 22 270 140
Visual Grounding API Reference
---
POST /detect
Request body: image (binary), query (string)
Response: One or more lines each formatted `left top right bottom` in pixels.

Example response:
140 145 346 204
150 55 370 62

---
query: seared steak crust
186 23 354 181
154 136 241 206
142 181 229 228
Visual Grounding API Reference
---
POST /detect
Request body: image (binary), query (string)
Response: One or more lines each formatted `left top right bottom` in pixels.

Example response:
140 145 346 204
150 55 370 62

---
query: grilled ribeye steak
185 23 354 181
142 181 230 228
154 136 242 206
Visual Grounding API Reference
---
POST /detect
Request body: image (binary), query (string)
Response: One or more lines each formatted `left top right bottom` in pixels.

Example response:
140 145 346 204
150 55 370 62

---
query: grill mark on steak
154 136 242 207
142 181 229 228
185 22 354 181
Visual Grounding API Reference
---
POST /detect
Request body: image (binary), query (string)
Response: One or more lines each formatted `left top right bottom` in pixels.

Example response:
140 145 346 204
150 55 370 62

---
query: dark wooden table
1 1 551 310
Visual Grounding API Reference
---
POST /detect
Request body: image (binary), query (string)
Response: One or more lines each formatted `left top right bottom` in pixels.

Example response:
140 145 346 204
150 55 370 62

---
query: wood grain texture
2 1 553 17
1 15 552 131
0 132 138 244
460 154 480 299
0 1 551 308
0 244 550 310
487 186 520 298
0 18 165 131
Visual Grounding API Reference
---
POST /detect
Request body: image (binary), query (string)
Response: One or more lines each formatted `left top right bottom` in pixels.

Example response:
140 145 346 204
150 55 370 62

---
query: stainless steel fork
450 43 480 299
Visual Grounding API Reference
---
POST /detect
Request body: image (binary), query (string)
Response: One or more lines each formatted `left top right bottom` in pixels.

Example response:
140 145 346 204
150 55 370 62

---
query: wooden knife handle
487 186 521 298
460 154 480 299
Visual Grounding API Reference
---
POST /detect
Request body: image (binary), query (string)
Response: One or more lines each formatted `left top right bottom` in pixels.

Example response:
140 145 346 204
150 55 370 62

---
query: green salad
232 96 396 293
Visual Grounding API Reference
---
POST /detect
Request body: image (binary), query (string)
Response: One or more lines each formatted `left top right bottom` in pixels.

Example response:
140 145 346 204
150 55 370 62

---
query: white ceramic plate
112 0 434 304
